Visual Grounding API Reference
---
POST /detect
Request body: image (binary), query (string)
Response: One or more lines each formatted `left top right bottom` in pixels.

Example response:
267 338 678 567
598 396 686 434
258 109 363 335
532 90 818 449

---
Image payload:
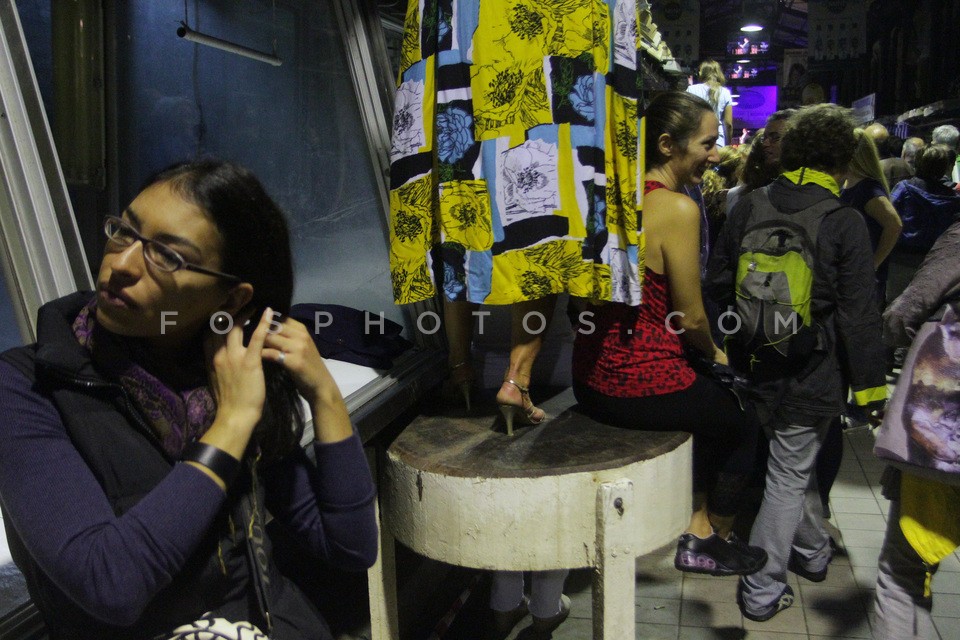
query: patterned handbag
874 302 960 486
163 615 269 639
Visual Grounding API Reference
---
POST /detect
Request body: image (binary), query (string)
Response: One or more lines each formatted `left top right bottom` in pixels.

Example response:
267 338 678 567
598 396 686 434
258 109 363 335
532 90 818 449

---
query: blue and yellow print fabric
389 0 646 306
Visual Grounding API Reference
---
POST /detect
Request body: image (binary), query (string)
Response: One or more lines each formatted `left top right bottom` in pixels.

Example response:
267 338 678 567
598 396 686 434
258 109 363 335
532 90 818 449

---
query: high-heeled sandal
497 379 546 436
449 361 474 411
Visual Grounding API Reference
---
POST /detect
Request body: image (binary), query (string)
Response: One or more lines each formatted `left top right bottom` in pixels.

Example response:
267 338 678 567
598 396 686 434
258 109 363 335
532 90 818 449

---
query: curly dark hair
779 103 857 174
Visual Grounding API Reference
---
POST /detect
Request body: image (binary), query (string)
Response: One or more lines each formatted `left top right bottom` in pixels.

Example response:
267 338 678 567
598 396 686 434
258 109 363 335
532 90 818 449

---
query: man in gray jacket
706 103 888 621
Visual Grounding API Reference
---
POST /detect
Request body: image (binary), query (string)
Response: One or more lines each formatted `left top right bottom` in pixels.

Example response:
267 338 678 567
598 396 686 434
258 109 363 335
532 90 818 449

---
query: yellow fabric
390 0 646 306
781 167 841 197
852 385 887 406
900 473 960 596
557 124 585 239
439 180 495 251
486 240 593 305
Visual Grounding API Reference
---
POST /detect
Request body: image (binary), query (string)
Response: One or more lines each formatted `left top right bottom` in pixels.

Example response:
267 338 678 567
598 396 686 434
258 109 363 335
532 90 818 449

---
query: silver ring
278 351 286 365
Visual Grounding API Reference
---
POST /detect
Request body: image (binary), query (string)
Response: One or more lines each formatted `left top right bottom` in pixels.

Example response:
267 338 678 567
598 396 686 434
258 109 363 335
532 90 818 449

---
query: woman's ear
657 133 674 159
221 283 254 316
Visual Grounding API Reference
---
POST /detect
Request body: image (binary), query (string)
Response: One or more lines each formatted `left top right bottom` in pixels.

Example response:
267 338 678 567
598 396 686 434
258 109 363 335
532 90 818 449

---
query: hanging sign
851 93 876 124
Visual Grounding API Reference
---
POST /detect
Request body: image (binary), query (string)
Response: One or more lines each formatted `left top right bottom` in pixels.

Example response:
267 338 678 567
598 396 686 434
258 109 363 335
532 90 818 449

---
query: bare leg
688 492 737 538
444 299 479 409
688 493 714 537
443 298 478 370
495 296 556 431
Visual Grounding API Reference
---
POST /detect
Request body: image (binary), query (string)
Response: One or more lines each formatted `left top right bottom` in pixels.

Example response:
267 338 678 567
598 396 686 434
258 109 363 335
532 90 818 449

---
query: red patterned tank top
571 180 696 397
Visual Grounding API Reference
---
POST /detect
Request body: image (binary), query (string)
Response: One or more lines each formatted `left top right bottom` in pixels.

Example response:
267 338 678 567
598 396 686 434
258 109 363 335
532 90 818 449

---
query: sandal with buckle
496 379 546 436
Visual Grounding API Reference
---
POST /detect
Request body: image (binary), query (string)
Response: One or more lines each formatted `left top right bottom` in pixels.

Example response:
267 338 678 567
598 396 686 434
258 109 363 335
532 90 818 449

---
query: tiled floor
503 426 960 640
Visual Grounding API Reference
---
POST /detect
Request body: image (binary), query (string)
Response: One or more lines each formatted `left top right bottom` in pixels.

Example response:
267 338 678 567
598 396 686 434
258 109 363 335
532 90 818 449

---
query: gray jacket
883 216 960 346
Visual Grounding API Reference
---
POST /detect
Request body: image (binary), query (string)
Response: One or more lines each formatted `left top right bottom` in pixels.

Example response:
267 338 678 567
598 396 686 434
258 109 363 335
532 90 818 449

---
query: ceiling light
736 59 751 63
740 23 763 32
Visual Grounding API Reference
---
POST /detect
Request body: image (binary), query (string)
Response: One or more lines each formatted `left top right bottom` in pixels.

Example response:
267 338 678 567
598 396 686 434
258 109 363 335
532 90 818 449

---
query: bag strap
238 456 275 635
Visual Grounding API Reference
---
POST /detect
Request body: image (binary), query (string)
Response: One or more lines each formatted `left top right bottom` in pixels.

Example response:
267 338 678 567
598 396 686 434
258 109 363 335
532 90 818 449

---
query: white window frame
0 0 92 345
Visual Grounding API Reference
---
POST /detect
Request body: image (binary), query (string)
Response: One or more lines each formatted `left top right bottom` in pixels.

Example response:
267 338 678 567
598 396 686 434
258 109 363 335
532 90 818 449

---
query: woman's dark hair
146 160 304 461
738 128 773 193
779 103 857 174
914 144 957 181
644 91 714 169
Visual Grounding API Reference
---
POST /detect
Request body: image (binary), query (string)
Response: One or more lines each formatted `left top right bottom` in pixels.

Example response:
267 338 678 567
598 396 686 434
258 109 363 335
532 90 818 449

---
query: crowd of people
1 57 958 640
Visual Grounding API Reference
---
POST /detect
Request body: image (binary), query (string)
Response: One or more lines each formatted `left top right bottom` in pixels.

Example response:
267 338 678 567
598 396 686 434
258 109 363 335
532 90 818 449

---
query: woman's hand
196 308 275 487
260 314 336 405
205 308 274 432
261 315 353 444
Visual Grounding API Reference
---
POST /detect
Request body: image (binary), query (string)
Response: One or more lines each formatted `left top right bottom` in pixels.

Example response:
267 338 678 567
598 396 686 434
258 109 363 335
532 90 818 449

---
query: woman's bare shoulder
644 189 700 225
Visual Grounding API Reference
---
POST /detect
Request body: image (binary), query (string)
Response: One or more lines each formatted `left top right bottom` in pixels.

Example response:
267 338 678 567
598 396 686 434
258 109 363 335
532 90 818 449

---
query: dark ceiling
376 1 811 62
699 0 809 58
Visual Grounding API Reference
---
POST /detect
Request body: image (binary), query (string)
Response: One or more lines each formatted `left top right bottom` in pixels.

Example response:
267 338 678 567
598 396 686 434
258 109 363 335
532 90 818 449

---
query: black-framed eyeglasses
103 216 240 282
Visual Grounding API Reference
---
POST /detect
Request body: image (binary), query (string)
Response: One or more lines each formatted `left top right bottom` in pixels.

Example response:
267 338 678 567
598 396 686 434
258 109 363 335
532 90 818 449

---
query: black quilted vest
0 293 329 640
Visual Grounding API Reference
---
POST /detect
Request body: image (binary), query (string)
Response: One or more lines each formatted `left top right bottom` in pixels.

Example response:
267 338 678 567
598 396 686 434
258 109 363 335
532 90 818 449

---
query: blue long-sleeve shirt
0 359 377 626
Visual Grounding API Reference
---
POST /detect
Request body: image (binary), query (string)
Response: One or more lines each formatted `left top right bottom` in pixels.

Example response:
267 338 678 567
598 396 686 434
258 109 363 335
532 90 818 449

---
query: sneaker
490 595 529 638
788 551 828 582
528 594 570 639
674 532 768 576
738 584 795 622
828 535 840 554
726 532 768 567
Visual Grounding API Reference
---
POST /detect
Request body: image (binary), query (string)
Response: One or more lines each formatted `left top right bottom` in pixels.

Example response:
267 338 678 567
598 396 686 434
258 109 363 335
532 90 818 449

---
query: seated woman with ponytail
0 160 378 639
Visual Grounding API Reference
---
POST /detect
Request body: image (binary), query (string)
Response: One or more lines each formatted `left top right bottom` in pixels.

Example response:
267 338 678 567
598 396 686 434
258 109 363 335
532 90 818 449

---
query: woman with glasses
725 109 795 217
0 160 378 639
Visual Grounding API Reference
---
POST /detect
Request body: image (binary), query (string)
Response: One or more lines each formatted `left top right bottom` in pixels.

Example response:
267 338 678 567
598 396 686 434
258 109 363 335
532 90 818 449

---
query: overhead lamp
740 23 763 32
736 59 751 63
177 22 282 66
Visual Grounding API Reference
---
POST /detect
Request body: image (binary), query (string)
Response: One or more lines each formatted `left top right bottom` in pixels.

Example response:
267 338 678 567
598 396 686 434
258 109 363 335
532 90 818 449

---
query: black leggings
573 374 760 517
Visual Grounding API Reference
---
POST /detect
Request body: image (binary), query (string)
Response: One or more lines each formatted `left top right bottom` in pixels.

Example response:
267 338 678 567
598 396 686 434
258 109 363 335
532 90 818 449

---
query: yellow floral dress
389 0 646 306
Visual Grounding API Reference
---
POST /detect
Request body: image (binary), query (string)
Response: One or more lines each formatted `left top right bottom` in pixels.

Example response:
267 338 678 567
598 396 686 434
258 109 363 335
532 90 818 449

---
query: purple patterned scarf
72 298 216 458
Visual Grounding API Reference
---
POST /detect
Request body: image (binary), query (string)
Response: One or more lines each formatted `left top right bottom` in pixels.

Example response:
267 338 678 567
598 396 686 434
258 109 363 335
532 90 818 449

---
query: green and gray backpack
726 185 842 381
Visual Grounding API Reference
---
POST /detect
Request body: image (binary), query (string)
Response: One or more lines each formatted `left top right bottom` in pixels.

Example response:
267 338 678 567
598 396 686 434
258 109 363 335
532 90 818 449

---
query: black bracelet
182 441 241 486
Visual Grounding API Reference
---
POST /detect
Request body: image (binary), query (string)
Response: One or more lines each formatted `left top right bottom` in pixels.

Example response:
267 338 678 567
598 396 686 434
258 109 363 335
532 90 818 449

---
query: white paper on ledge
297 358 383 423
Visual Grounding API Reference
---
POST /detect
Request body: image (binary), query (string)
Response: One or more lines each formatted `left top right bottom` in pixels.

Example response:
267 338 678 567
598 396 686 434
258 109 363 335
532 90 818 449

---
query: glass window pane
0 255 28 619
114 1 407 328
